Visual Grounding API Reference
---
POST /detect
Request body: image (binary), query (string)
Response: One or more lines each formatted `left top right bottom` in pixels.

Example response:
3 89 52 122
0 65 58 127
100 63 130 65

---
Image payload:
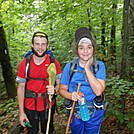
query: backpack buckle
37 93 42 97
31 93 37 98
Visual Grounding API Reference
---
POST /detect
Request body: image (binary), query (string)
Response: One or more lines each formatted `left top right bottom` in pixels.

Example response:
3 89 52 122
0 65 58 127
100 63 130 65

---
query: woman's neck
79 59 87 68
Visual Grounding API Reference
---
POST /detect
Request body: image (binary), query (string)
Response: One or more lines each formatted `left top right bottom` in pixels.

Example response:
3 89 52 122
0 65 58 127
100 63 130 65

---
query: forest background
0 0 134 134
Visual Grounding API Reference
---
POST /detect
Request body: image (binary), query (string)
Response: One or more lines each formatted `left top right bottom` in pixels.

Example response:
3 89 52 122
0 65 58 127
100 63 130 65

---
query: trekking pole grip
65 83 81 134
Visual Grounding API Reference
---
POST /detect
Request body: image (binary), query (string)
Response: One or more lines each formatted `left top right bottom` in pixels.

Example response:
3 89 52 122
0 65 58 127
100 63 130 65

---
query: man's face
32 36 49 57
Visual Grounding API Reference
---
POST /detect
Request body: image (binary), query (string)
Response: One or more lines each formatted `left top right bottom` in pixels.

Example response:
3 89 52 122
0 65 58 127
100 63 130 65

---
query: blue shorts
68 110 104 134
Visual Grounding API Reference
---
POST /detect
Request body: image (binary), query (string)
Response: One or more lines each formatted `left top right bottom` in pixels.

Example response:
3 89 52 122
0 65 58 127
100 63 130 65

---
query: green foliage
54 122 66 134
0 98 19 127
106 76 134 97
56 95 66 114
106 76 134 131
0 0 123 72
47 63 56 86
1 0 133 132
127 122 134 133
3 98 18 111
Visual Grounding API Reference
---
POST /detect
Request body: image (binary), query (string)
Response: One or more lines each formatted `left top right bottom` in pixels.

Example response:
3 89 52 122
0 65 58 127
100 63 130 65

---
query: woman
59 27 106 134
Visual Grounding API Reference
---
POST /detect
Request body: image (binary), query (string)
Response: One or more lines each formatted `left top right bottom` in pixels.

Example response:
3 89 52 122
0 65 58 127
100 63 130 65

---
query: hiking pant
69 109 104 134
25 106 55 134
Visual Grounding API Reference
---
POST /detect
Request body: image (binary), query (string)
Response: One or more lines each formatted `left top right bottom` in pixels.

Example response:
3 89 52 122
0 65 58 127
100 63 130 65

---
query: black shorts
25 104 55 134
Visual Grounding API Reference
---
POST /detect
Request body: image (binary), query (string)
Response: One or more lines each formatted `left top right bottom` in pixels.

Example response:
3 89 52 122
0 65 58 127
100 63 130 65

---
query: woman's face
77 42 94 61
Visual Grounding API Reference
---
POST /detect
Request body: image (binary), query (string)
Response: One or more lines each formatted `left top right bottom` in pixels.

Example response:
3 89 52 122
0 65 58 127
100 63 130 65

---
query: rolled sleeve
56 73 62 80
96 61 106 80
60 62 71 85
16 76 26 83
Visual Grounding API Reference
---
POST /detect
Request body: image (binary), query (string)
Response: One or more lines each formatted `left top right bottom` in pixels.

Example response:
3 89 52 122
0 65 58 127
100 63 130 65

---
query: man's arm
17 82 29 127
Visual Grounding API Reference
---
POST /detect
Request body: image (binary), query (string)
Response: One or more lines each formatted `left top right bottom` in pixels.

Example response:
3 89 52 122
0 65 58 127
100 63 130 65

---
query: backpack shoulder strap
50 55 55 63
25 54 55 83
70 57 79 81
92 56 99 75
69 56 99 82
26 55 32 82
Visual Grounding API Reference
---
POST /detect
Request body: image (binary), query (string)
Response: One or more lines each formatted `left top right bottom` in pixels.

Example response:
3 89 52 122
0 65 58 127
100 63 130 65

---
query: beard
32 47 47 57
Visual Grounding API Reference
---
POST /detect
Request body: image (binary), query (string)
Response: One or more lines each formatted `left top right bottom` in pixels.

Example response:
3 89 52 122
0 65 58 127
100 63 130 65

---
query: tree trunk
100 12 106 61
101 21 106 56
0 21 17 98
121 0 134 81
87 8 92 31
109 2 117 75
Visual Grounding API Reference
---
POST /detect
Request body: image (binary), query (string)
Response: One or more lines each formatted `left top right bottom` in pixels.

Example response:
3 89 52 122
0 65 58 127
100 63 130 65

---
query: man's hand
46 85 54 95
19 112 29 127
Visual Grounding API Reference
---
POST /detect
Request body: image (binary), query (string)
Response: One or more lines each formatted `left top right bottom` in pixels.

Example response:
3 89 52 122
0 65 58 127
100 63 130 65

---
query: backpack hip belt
25 89 48 98
74 102 96 119
25 89 49 119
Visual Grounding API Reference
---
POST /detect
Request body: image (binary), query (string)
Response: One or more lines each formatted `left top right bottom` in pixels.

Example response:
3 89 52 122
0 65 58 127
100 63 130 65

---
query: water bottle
78 97 90 121
24 120 32 127
93 94 104 110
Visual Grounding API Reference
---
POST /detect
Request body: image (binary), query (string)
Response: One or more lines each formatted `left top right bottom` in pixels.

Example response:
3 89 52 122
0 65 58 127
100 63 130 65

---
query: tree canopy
0 0 125 70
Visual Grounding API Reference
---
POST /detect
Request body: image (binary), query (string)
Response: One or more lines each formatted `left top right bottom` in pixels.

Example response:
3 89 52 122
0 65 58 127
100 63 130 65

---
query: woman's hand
84 56 93 70
71 92 81 101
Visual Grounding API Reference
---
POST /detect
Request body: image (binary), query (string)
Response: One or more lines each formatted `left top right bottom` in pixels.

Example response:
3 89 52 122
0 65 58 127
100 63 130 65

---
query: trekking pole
46 62 56 134
65 83 81 134
46 77 52 134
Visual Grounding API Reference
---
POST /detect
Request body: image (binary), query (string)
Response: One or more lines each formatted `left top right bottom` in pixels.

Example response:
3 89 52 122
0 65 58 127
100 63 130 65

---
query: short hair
32 32 48 43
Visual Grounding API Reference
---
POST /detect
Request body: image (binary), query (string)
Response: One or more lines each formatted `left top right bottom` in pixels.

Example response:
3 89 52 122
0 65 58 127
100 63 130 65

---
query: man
16 32 62 134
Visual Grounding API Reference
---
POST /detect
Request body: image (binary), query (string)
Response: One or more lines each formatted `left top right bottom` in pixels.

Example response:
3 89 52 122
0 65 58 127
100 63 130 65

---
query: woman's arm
59 84 81 101
84 58 106 96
